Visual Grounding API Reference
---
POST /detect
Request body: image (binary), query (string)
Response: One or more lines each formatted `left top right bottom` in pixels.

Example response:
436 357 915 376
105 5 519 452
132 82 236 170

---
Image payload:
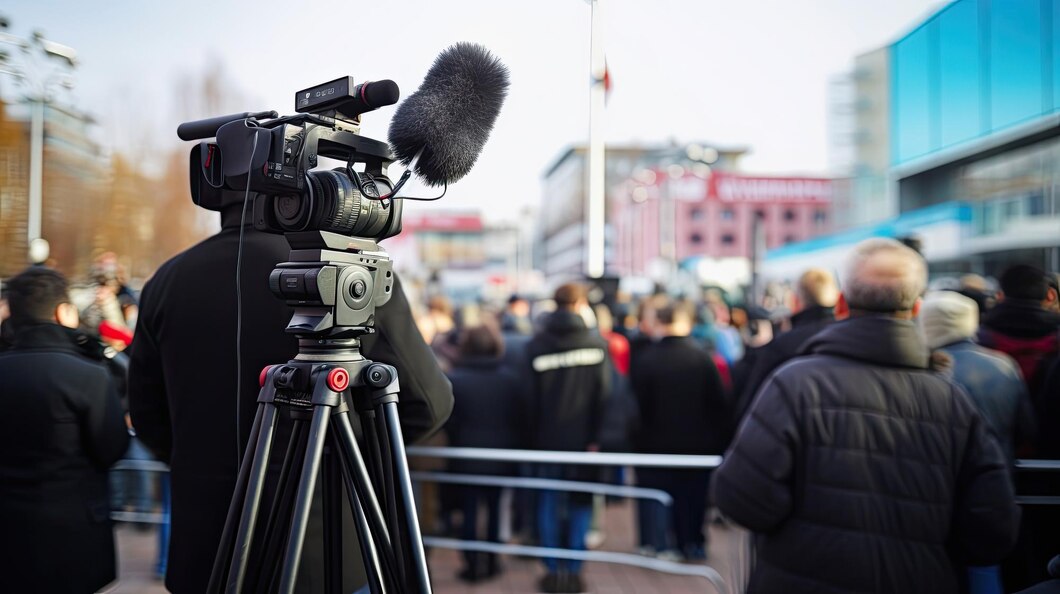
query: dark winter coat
630 335 730 455
979 299 1060 392
523 310 611 451
733 305 834 423
713 315 1020 594
446 356 524 476
0 323 130 593
1035 353 1060 458
128 209 453 594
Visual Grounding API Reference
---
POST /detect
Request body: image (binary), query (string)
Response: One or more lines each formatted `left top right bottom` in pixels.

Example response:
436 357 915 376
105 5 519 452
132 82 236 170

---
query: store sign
712 173 832 203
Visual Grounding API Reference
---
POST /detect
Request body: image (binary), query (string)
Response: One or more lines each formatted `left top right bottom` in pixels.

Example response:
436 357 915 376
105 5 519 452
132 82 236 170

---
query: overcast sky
4 0 940 223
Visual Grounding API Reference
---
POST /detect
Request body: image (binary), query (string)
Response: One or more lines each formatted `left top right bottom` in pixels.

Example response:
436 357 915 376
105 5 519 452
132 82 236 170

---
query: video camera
178 77 408 336
179 77 404 242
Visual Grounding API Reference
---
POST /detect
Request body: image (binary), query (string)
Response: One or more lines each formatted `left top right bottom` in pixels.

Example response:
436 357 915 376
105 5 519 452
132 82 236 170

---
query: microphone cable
234 122 261 468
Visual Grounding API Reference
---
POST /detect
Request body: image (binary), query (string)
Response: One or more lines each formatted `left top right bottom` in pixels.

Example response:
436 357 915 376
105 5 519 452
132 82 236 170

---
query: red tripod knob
326 367 350 392
259 365 274 387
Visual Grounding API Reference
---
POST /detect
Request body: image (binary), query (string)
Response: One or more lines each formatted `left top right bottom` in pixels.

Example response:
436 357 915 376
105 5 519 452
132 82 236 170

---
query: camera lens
302 168 392 237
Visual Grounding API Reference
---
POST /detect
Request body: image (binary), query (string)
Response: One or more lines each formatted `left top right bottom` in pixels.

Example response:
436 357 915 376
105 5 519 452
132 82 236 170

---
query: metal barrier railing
108 451 1060 594
411 471 674 505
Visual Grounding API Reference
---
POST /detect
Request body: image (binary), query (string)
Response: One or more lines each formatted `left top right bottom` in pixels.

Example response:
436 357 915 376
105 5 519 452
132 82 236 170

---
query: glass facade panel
892 0 1057 165
894 24 934 162
939 0 982 146
990 0 1044 130
1054 0 1060 109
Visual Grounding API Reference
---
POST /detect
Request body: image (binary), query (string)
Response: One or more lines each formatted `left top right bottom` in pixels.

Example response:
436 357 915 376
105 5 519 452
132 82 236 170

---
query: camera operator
128 200 454 593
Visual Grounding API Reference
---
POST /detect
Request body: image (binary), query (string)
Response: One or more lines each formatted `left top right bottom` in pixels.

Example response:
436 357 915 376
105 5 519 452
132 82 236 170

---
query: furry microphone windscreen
388 42 510 187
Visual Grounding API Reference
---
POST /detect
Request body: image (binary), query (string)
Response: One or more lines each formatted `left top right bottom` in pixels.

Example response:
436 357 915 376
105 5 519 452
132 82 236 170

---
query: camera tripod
207 338 430 594
207 232 432 594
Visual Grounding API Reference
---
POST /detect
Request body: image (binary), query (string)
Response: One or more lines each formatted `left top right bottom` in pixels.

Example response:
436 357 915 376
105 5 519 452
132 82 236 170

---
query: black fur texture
388 42 510 187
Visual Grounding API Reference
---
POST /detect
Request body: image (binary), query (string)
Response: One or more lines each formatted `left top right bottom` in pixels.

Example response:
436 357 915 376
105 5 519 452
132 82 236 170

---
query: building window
721 208 734 221
690 232 704 244
783 209 797 221
721 234 735 245
690 208 704 221
814 210 828 225
754 209 767 221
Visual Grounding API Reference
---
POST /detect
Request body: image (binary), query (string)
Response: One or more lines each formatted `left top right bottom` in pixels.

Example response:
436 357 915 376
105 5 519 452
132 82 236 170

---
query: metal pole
586 0 606 278
28 97 44 244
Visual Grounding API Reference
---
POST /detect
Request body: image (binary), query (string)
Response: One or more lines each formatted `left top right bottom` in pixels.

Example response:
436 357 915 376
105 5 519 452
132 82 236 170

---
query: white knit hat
919 291 979 349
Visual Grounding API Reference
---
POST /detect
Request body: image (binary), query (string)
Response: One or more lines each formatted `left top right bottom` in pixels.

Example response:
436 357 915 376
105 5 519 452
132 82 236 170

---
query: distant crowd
413 239 1060 593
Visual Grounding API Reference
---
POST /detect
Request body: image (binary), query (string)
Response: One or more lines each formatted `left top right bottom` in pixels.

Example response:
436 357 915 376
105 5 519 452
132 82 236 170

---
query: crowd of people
419 238 1060 594
0 234 1059 593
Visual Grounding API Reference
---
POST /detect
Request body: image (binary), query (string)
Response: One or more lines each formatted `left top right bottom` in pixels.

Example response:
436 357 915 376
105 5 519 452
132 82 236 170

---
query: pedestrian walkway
108 499 749 593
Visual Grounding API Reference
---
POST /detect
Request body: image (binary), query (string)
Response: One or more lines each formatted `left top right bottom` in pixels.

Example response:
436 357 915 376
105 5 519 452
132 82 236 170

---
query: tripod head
269 230 394 341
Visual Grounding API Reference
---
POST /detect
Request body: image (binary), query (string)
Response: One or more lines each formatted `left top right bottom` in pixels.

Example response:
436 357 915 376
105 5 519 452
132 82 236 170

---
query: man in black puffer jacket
713 238 1020 594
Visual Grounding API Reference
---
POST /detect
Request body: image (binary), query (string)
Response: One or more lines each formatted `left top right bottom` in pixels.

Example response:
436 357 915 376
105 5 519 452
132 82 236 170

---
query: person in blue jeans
536 477 593 582
522 283 612 594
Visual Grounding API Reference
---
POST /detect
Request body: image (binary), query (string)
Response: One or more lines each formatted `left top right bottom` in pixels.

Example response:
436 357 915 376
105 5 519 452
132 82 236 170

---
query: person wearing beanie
921 290 1040 594
921 291 1035 464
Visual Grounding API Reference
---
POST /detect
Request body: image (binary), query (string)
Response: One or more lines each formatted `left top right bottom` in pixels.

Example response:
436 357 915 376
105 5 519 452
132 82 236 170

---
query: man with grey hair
713 238 1019 594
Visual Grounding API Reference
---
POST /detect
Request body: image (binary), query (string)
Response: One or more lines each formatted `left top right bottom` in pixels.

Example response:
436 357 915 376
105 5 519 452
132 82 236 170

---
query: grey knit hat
919 291 979 350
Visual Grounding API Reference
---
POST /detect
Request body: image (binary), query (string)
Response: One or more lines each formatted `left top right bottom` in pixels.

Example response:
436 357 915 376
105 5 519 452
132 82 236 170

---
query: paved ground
106 501 751 593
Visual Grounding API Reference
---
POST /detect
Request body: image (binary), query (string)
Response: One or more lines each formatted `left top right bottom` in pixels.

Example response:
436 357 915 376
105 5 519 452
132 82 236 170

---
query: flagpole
586 0 606 279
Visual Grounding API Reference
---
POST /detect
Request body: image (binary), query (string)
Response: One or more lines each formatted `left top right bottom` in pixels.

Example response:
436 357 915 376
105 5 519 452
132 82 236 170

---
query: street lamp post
0 22 78 255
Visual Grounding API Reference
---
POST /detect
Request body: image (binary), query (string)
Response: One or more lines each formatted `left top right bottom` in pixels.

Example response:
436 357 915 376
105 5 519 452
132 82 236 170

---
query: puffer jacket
712 315 1020 594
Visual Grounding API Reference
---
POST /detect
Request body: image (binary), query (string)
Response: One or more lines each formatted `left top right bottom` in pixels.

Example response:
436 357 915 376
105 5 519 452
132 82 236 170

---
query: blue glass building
766 0 1060 279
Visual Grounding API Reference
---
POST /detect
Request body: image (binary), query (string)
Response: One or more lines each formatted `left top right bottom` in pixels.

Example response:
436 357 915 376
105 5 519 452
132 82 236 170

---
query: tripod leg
225 403 279 593
334 440 388 594
248 419 306 593
381 401 433 594
373 408 406 586
323 440 343 594
360 409 387 505
277 405 330 594
207 402 266 593
332 411 400 590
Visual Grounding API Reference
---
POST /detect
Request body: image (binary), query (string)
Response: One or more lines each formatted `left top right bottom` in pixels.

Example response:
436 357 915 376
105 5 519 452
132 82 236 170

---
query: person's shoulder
1 346 111 385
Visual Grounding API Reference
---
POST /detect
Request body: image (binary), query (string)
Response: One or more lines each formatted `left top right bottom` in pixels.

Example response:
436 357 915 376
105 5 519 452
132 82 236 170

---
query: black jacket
713 316 1020 594
981 299 1060 340
523 310 611 451
0 323 130 593
630 335 729 455
733 305 834 423
128 211 453 594
446 357 524 475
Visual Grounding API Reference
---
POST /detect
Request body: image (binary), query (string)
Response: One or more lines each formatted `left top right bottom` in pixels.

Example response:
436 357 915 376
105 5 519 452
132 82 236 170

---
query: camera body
186 78 403 242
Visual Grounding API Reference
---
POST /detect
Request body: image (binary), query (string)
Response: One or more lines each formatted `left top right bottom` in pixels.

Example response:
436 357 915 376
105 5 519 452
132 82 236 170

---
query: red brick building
612 171 834 276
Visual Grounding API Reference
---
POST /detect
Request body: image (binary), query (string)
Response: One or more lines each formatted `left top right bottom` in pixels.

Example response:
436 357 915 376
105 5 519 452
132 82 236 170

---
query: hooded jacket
523 310 611 451
979 299 1060 391
713 316 1020 594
